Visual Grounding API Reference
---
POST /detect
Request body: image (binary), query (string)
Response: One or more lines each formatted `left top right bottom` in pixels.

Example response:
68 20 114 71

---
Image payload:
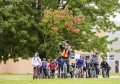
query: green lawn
0 74 120 84
110 73 120 76
0 79 120 84
0 74 32 79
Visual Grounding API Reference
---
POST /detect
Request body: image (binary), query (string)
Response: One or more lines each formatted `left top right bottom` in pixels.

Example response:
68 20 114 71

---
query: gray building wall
109 33 120 73
108 21 120 73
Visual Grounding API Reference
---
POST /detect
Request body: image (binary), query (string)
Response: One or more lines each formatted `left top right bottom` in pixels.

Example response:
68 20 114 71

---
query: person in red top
48 60 57 78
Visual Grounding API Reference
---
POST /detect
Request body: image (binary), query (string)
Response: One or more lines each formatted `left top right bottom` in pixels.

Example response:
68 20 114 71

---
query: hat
35 52 39 56
43 58 46 61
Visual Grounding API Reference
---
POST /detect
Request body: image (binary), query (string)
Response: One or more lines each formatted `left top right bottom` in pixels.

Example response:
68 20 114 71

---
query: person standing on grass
32 52 41 79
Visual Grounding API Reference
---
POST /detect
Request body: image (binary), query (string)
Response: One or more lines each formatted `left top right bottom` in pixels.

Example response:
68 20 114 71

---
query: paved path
0 78 32 80
98 76 120 78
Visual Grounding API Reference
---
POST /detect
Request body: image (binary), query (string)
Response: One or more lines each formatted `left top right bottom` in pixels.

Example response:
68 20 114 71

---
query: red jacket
49 63 56 70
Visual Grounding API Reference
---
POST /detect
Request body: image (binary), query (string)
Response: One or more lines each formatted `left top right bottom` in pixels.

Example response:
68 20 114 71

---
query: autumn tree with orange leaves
42 8 84 34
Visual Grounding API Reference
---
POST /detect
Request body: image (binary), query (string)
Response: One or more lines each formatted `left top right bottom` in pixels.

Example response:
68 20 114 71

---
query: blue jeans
102 68 109 77
61 57 69 73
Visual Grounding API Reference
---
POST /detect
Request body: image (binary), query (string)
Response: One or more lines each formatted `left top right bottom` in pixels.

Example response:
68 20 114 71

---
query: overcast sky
110 12 120 39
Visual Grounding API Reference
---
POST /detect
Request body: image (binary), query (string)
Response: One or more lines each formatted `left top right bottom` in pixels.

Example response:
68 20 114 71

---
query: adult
32 52 41 79
90 52 100 78
61 43 72 76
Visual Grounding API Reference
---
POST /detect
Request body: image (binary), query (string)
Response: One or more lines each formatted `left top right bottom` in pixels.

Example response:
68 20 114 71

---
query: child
100 58 110 78
69 64 74 78
42 58 48 78
48 60 57 78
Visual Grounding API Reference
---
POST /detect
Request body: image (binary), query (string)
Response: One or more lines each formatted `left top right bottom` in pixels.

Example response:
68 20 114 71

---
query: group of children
32 52 111 79
32 56 88 79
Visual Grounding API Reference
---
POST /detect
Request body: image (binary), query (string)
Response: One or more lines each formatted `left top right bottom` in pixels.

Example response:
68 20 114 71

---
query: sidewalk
98 76 120 78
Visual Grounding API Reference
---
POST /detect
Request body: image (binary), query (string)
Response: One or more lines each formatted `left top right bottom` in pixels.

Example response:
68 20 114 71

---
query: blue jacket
76 59 84 67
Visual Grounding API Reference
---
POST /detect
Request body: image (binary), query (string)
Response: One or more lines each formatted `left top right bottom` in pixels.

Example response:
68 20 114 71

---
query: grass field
0 74 31 79
109 73 120 76
0 78 120 84
0 74 120 84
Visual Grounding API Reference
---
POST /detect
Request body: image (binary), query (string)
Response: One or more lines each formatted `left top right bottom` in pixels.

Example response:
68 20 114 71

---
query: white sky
112 13 120 22
109 12 120 39
109 12 120 22
113 0 120 22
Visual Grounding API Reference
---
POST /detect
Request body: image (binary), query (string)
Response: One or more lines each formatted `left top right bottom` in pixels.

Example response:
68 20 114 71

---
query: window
109 55 114 60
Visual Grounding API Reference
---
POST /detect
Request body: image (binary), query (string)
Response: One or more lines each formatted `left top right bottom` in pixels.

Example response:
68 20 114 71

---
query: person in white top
32 52 41 66
32 52 41 79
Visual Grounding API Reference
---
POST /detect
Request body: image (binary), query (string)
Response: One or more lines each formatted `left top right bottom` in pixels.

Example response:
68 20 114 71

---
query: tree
0 0 120 63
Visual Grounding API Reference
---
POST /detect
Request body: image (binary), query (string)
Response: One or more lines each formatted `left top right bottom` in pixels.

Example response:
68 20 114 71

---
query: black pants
39 67 42 74
51 69 55 74
102 68 110 77
69 71 73 78
94 64 99 75
90 63 99 75
107 68 110 77
43 68 48 78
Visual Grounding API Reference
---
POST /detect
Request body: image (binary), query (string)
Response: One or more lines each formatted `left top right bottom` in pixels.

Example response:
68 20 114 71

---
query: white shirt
32 56 41 67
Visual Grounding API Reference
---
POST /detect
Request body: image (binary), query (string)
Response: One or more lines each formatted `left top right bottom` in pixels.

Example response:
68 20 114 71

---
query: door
115 61 119 73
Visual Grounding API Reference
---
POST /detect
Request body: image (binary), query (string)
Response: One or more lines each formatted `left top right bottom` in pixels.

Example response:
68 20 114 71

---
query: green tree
0 0 120 63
